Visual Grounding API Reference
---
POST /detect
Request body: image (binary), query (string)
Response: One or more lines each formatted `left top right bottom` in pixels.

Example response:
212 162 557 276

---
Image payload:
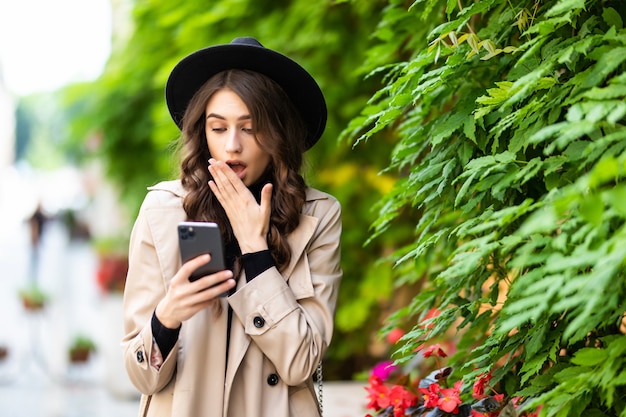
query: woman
121 37 342 417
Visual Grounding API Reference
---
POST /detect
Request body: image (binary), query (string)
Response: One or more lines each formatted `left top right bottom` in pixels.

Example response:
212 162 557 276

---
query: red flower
387 384 418 417
419 308 441 329
365 375 389 410
472 371 493 399
96 255 128 293
422 344 448 358
419 383 441 408
365 374 418 416
386 327 405 344
365 375 417 417
437 380 462 413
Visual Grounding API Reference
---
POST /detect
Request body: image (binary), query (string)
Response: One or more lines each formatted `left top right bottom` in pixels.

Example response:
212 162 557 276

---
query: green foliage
69 334 97 352
18 284 49 305
15 93 71 169
345 0 626 414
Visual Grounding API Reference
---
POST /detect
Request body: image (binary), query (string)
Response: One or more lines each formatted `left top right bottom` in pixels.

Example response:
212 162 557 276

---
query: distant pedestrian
27 201 47 283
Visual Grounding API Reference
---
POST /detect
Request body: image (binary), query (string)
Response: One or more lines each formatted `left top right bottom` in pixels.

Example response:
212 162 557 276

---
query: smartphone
178 221 226 283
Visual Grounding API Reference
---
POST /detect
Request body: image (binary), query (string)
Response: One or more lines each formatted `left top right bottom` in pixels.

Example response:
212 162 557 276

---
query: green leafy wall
343 0 626 415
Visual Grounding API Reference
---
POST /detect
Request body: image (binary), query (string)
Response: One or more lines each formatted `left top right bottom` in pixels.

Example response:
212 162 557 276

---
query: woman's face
205 88 271 186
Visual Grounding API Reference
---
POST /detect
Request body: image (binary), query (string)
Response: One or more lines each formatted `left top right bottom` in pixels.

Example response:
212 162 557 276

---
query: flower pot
69 348 91 363
21 298 45 311
18 285 48 311
0 346 8 361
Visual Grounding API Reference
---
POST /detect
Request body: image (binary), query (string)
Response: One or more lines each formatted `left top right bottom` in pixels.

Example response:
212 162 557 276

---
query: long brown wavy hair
179 69 307 276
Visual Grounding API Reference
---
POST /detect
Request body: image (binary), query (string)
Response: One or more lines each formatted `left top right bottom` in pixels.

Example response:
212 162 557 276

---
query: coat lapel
283 214 318 277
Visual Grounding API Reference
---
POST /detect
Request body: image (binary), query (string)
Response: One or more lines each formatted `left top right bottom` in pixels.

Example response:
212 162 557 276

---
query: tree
344 0 626 415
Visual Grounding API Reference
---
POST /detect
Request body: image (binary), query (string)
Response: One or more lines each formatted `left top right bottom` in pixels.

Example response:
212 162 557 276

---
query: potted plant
68 334 97 363
93 236 129 295
18 285 48 311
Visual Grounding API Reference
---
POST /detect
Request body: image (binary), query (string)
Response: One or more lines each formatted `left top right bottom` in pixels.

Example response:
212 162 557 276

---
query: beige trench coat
121 180 342 417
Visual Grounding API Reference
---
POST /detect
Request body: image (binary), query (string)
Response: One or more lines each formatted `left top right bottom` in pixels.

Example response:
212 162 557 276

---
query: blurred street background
0 163 141 416
0 166 137 416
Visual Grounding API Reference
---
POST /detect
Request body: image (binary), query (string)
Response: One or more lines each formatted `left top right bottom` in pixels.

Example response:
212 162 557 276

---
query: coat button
253 316 265 328
136 350 144 363
267 373 279 386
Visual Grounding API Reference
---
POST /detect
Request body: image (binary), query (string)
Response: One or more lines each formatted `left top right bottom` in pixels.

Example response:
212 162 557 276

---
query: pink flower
371 360 397 381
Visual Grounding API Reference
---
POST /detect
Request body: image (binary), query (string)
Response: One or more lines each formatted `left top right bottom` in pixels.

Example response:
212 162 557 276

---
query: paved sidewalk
0 169 368 417
0 375 366 417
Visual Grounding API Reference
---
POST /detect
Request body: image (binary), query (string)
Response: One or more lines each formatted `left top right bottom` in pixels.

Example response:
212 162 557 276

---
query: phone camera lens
187 227 195 239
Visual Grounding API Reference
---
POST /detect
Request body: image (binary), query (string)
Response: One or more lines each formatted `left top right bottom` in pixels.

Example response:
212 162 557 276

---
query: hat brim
165 42 327 150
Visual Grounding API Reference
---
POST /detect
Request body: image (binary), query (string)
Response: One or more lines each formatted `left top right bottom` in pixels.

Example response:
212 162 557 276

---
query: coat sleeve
121 192 180 395
228 197 343 386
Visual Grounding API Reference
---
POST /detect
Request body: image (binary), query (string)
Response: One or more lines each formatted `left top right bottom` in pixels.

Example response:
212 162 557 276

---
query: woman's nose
225 131 243 153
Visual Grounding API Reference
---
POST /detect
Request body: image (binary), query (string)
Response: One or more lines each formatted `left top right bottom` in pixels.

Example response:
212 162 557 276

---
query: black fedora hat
165 37 327 150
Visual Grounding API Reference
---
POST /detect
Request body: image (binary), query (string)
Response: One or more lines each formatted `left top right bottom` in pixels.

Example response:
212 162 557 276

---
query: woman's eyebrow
206 113 251 121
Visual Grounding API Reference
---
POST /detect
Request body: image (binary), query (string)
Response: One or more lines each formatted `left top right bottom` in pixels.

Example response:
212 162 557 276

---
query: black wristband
241 250 275 282
151 310 181 359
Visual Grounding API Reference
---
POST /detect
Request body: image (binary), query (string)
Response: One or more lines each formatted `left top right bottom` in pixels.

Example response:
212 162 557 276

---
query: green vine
344 0 626 415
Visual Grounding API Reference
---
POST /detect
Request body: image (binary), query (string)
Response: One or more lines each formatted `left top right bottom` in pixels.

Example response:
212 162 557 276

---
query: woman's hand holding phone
155 254 235 329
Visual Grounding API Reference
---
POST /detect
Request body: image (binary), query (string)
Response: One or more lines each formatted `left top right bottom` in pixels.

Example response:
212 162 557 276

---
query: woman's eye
242 128 254 134
211 127 226 132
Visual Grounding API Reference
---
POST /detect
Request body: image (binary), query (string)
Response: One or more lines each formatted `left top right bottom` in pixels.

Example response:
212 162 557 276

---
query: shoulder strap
316 361 323 415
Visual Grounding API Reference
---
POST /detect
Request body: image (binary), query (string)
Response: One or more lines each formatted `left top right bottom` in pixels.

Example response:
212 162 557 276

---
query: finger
208 161 255 214
191 271 236 299
190 269 233 290
208 159 233 187
209 159 246 195
208 166 236 205
208 177 234 212
260 183 273 217
201 277 236 298
176 254 212 282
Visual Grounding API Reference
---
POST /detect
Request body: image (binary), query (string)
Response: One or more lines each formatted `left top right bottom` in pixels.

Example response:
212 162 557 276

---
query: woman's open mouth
227 161 247 179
